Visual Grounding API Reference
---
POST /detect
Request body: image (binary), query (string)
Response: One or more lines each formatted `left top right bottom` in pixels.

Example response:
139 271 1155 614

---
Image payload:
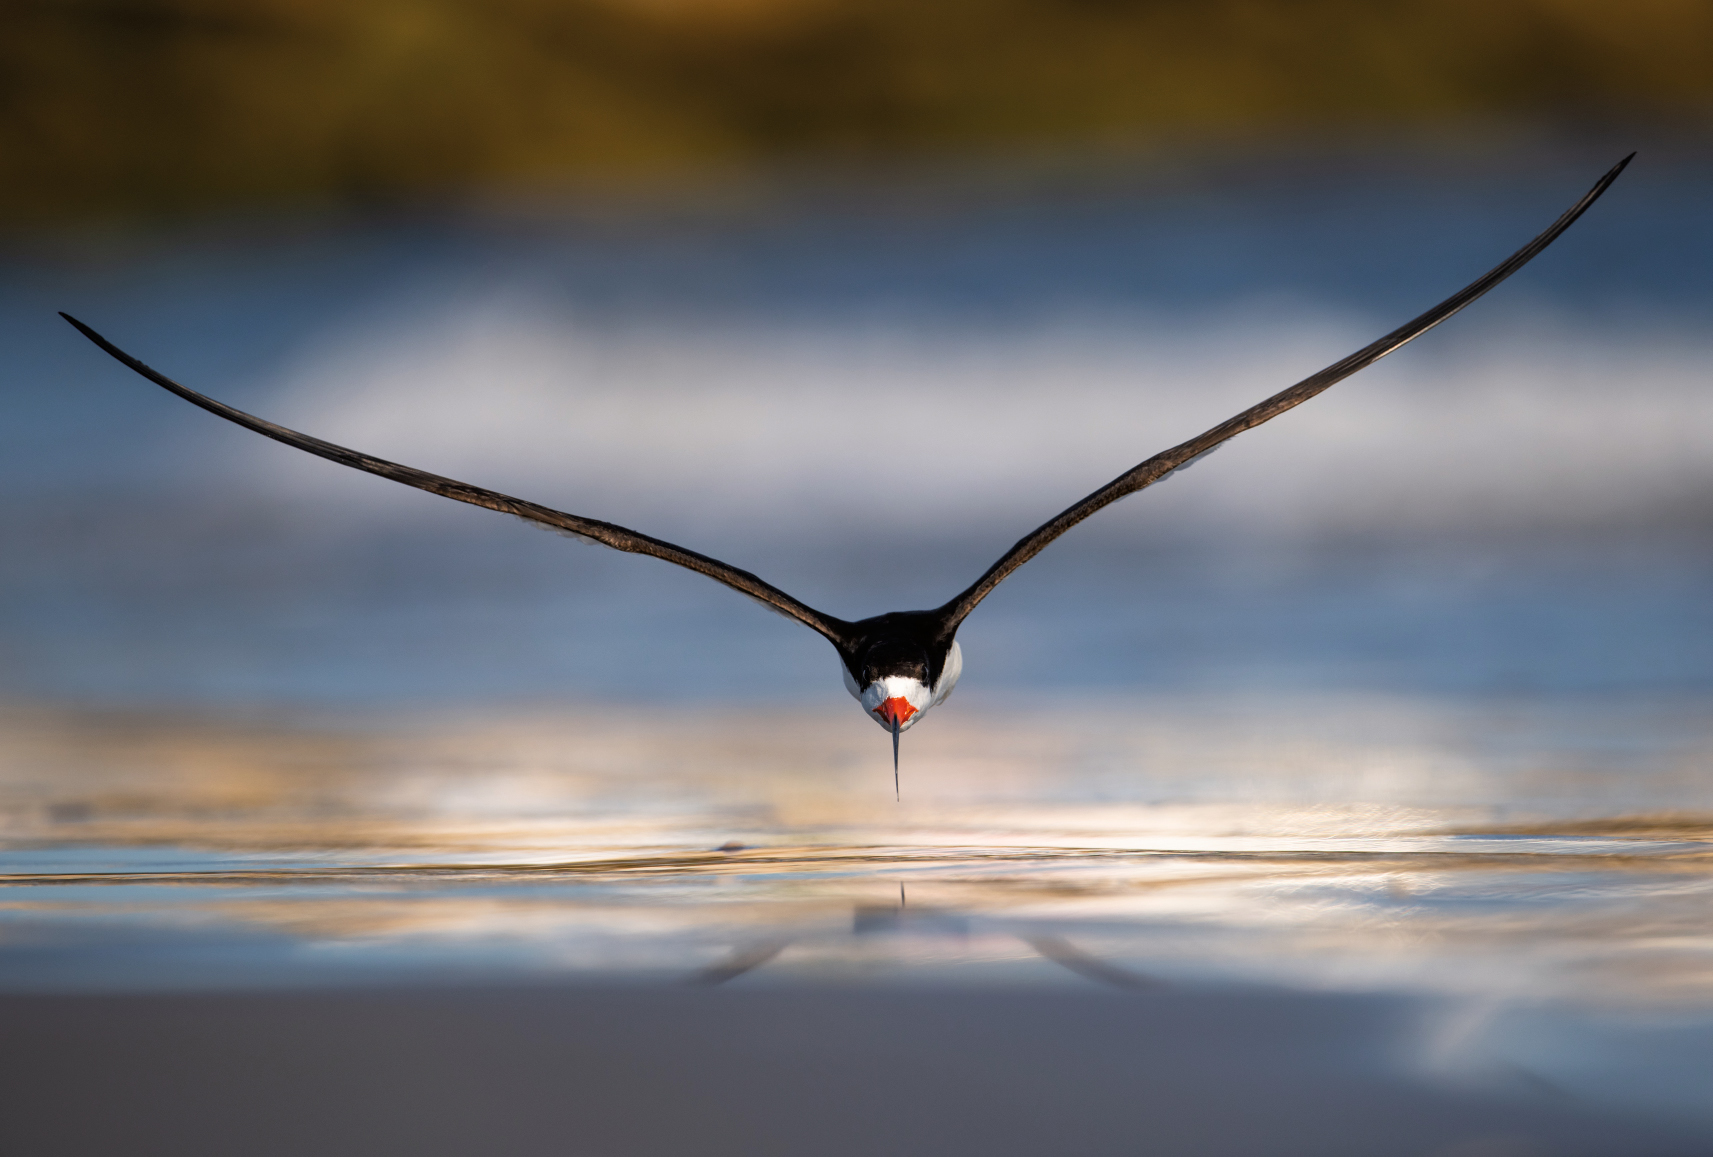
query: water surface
4 696 1708 1015
5 155 1712 1149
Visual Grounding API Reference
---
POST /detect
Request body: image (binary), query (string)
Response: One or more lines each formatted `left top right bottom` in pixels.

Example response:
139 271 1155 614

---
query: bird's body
59 157 1631 782
842 626 962 734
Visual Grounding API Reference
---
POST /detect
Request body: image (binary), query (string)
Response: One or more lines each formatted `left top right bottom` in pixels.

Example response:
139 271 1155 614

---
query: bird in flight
61 157 1629 795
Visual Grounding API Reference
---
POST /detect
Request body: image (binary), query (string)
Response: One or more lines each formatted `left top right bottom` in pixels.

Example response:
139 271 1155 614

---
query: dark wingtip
1592 153 1635 197
59 312 111 351
58 314 162 383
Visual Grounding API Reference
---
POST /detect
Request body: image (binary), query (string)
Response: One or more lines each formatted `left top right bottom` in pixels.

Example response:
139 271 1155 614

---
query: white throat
844 641 962 732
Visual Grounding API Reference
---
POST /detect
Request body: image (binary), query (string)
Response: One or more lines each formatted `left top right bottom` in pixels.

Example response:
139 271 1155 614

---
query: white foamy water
259 297 1713 540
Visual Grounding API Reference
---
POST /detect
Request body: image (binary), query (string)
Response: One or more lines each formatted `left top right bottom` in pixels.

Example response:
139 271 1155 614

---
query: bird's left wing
59 314 855 647
931 154 1633 636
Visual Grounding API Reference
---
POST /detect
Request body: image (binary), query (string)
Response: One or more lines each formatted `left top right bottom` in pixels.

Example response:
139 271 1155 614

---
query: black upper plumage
60 155 1630 687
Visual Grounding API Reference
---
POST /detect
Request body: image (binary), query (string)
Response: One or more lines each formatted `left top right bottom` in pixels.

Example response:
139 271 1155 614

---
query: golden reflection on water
1 694 1711 1002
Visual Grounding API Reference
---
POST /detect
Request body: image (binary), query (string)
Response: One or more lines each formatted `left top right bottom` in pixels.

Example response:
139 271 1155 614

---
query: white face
841 641 961 734
859 675 934 732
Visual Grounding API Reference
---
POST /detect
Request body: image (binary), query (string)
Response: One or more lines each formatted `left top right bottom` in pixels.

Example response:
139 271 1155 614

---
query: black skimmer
60 157 1630 792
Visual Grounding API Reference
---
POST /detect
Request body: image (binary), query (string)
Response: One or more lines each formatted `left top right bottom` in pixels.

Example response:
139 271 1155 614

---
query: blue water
3 149 1710 707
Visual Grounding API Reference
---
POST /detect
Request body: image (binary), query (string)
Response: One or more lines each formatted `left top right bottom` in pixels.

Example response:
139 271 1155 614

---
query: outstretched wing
59 314 854 647
933 154 1633 635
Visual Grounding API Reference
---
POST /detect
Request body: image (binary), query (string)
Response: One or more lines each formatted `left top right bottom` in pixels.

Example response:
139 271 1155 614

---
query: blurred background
2 0 1711 706
4 8 1713 1151
4 0 1713 223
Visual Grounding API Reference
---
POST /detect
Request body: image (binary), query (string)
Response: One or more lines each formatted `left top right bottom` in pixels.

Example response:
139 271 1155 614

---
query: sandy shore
2 983 1704 1157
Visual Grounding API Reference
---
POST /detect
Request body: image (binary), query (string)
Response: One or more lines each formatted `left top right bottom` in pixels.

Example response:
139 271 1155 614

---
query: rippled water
5 697 1713 1149
3 695 1707 996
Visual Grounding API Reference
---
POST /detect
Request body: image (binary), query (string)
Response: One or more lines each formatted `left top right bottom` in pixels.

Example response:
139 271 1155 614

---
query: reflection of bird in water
690 888 1163 992
61 158 1628 791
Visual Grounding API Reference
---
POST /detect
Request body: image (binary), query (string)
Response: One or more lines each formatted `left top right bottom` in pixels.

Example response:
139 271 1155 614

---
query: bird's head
848 638 933 733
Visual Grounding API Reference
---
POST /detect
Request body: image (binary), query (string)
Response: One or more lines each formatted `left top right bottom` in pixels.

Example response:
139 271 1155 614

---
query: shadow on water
693 888 1167 991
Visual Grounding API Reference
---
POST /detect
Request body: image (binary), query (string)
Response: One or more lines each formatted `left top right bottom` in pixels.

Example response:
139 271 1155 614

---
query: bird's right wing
60 314 855 648
932 154 1633 635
